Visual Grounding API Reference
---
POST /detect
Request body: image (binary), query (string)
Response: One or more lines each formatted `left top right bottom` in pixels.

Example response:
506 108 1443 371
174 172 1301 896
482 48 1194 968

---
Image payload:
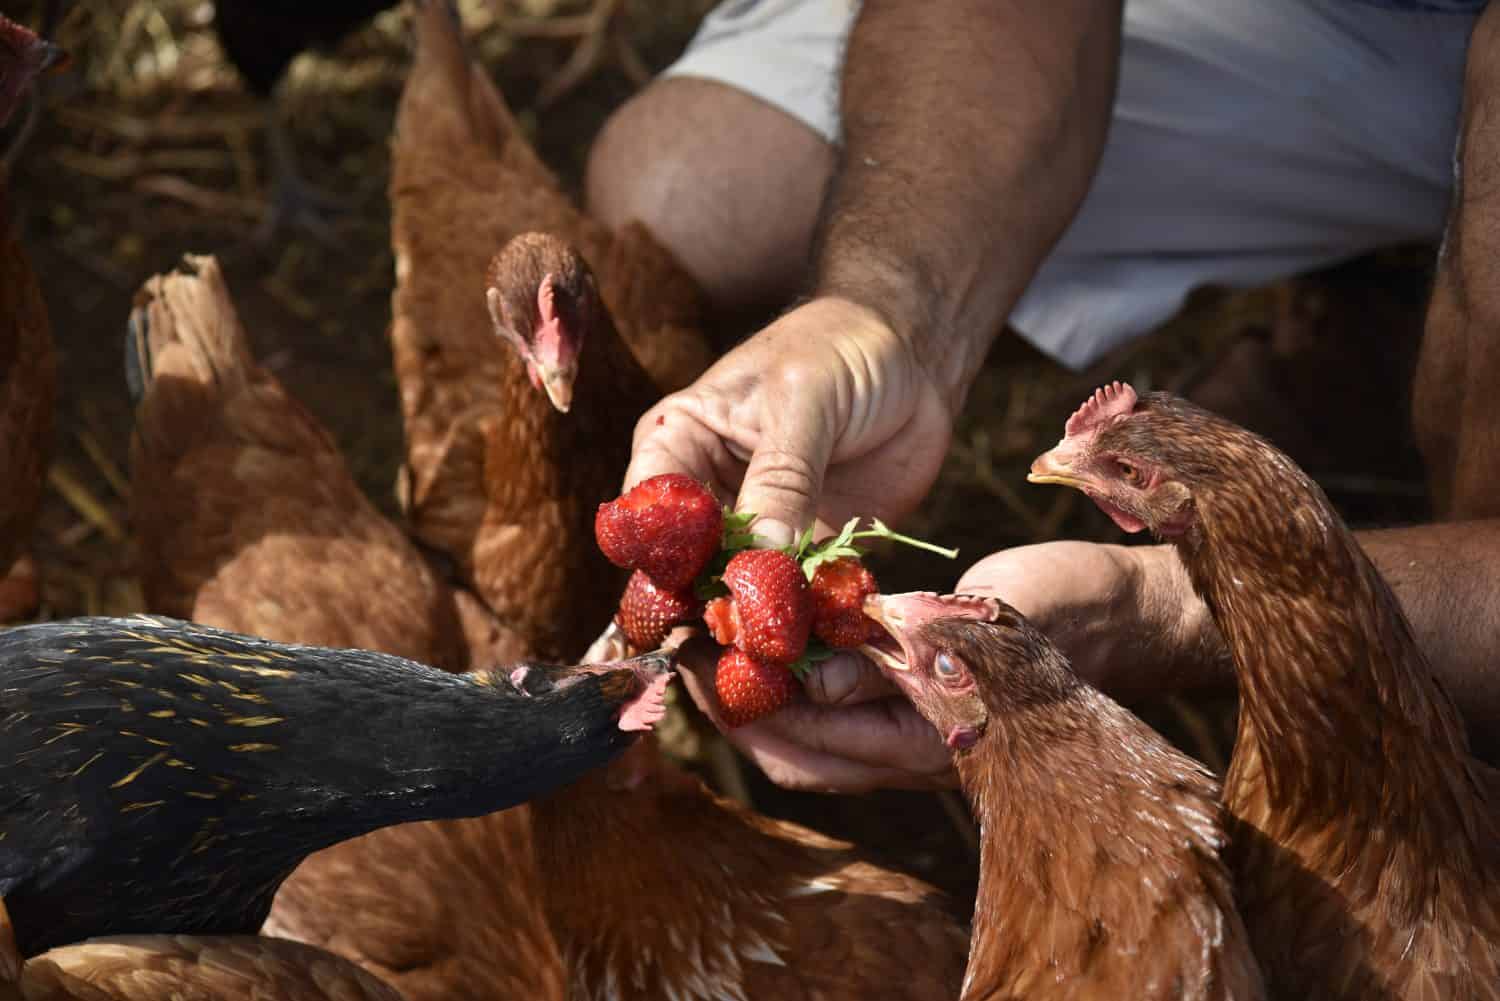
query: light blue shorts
664 0 1478 369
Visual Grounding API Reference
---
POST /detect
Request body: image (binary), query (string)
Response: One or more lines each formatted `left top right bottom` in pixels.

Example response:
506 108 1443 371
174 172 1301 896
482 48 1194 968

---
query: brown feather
870 602 1264 1000
381 11 970 996
1055 390 1500 999
128 254 469 673
124 254 553 1001
388 0 711 664
530 738 969 1001
18 935 402 1001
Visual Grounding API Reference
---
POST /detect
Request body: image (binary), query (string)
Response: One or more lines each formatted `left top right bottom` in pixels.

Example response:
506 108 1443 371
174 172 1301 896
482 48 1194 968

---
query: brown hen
10 925 399 1001
381 9 969 994
862 592 1265 1001
528 733 969 1001
1031 382 1500 1000
126 254 563 1001
389 0 711 662
128 254 468 671
0 15 66 623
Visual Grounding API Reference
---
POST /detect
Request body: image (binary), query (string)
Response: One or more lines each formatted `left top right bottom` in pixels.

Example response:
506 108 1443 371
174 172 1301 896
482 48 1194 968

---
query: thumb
803 652 901 706
736 390 835 549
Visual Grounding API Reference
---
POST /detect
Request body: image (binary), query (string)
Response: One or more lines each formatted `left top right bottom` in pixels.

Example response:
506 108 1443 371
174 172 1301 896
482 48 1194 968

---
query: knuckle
746 447 821 499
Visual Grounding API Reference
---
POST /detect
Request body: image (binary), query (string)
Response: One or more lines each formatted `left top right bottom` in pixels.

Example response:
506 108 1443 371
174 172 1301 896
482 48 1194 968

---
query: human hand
623 296 957 791
624 296 953 547
677 639 957 793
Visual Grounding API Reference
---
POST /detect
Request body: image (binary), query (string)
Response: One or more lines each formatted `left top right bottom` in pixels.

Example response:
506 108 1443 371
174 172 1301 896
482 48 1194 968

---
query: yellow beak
859 595 910 672
539 365 575 414
1026 449 1089 490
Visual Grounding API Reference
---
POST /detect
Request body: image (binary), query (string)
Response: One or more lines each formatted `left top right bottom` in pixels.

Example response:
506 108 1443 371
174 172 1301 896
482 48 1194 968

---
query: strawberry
715 647 798 727
719 549 813 663
809 556 884 648
702 596 737 647
594 474 722 592
614 571 700 650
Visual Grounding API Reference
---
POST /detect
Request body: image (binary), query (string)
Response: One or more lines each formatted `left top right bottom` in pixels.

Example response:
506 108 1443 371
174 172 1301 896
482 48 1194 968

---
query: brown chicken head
859 592 1017 751
1025 381 1210 538
485 232 600 413
0 14 66 129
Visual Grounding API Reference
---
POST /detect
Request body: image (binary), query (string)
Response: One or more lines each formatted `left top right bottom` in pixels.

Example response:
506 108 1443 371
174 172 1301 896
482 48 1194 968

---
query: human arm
626 0 1127 544
623 0 1125 791
813 0 1125 406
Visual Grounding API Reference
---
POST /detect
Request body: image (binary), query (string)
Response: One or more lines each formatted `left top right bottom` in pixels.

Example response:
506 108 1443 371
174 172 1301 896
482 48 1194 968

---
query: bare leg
585 77 833 314
1415 5 1500 520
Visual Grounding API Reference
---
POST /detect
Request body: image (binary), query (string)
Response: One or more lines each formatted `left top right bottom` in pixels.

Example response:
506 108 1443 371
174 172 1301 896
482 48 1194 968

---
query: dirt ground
4 0 1438 917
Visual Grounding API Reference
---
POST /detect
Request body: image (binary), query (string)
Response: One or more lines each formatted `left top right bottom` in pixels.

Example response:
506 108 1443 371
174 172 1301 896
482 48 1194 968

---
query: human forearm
1358 521 1500 746
814 0 1124 399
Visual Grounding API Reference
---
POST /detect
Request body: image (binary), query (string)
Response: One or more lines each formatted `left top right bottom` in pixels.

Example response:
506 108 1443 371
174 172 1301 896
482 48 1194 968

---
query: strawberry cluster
595 474 956 728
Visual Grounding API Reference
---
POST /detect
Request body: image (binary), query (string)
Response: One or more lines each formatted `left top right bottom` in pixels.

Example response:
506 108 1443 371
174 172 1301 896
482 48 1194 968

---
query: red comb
536 274 557 327
1064 381 1138 438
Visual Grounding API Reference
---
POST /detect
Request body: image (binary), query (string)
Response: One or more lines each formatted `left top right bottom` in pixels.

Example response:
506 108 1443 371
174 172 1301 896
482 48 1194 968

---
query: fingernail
753 519 796 549
809 655 860 704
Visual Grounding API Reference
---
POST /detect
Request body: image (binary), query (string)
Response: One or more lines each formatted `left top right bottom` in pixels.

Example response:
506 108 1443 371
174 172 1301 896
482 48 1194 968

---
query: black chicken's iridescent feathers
0 614 652 956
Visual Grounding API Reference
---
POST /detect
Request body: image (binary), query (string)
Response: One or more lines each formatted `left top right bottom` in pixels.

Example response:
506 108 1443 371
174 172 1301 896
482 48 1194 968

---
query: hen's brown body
381 13 968 998
1033 385 1500 1000
390 0 709 662
864 595 1264 1001
1191 448 1500 1000
126 255 559 1001
16 934 403 1001
129 254 468 672
531 738 968 1001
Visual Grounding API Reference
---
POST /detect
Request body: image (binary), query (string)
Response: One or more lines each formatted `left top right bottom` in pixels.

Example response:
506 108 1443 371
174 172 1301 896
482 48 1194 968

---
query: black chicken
0 614 672 957
211 0 394 241
212 0 638 241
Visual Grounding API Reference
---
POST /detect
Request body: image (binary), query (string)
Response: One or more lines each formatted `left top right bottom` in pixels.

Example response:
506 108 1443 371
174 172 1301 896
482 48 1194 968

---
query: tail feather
124 254 252 405
125 253 472 672
399 0 552 184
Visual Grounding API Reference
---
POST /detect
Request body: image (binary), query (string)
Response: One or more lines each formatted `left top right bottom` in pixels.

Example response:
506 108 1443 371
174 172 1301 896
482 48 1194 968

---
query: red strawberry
595 473 722 592
715 647 798 727
719 549 813 663
702 596 737 647
809 556 883 648
615 571 700 650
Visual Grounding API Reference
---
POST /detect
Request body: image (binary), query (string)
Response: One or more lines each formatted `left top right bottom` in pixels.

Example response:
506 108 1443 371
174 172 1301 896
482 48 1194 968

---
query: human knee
586 77 833 310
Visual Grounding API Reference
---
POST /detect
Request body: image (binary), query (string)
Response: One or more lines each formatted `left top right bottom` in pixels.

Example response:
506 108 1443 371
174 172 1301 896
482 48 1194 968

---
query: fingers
734 368 835 548
750 697 953 775
801 652 900 706
676 640 956 794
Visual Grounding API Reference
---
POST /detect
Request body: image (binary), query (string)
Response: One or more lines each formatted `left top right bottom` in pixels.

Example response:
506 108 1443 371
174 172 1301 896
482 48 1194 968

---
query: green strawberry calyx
693 511 958 675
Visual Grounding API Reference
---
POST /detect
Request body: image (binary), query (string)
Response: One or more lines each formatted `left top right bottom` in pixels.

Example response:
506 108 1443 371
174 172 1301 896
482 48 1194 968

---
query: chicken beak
1027 447 1089 491
539 364 575 414
860 595 911 672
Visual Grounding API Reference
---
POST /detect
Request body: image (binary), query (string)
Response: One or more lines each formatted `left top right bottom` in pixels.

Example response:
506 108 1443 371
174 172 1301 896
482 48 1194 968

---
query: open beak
1027 447 1090 490
860 595 910 672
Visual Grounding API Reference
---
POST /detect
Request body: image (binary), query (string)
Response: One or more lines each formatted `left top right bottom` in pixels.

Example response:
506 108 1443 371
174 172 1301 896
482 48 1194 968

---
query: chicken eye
1115 459 1142 486
934 652 964 683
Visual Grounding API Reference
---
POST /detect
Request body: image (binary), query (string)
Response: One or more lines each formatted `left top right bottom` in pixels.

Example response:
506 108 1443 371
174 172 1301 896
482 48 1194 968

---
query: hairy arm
815 0 1125 400
1360 522 1500 747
